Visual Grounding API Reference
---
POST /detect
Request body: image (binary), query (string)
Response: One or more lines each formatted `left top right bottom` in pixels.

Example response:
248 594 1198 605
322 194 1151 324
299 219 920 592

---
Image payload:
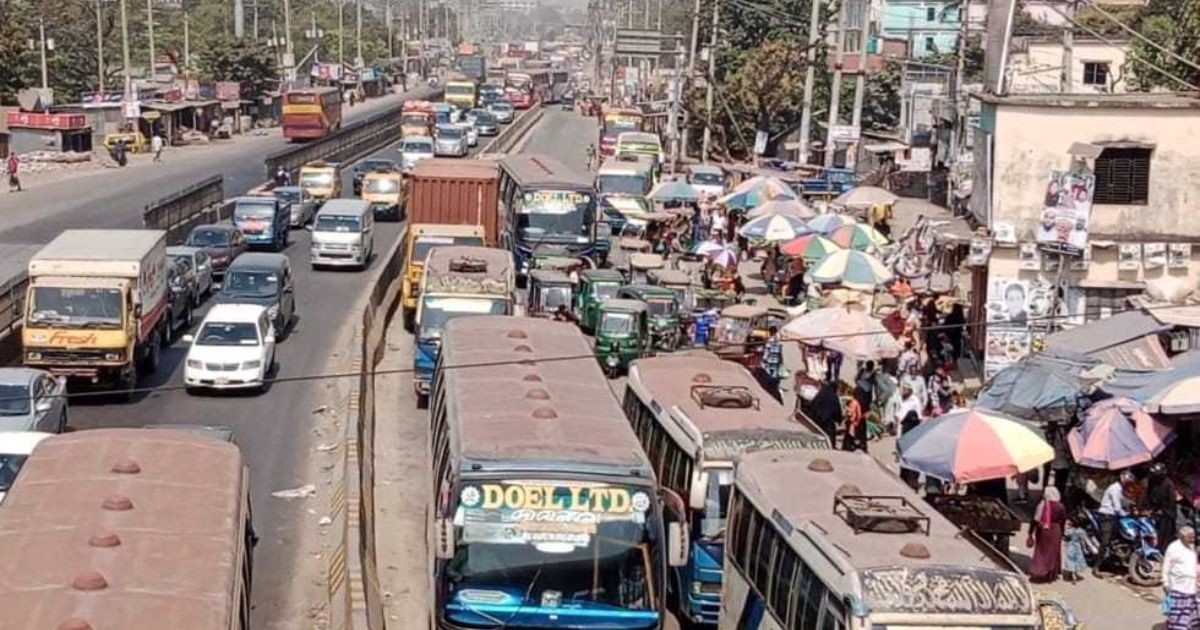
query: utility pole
338 1 345 78
37 17 49 90
234 0 244 39
356 0 363 90
283 0 295 83
700 0 720 163
680 0 701 160
850 0 870 132
823 0 848 168
120 0 132 98
656 0 662 30
146 0 156 84
183 10 190 81
643 0 650 29
1061 0 1077 92
253 0 260 40
96 0 105 93
387 0 394 61
797 0 822 164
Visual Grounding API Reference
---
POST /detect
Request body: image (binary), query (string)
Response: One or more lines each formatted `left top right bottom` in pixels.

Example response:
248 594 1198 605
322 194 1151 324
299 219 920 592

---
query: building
968 92 1200 375
878 0 964 58
1020 0 1148 26
1008 35 1132 94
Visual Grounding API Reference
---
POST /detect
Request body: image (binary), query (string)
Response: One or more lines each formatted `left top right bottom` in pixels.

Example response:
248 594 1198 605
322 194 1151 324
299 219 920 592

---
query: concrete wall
984 103 1200 241
1008 39 1131 94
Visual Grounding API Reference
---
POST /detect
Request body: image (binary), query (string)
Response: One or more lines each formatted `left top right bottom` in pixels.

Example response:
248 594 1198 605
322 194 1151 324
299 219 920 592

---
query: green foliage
1128 5 1200 91
195 34 276 87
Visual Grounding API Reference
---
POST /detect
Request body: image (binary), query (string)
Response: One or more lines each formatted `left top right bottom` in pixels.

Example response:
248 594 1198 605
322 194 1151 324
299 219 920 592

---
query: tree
1128 1 1200 91
195 34 276 90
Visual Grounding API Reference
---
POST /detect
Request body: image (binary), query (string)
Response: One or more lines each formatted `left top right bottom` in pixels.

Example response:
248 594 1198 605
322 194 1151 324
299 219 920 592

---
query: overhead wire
1076 0 1200 75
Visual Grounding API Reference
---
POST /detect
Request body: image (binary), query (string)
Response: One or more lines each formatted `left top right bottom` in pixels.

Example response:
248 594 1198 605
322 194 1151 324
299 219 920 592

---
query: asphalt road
8 120 489 627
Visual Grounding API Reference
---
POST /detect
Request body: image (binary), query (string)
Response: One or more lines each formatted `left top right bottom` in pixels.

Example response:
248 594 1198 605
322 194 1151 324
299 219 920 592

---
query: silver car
400 136 435 172
434 125 469 157
0 368 68 433
489 101 515 124
167 245 214 304
274 186 317 227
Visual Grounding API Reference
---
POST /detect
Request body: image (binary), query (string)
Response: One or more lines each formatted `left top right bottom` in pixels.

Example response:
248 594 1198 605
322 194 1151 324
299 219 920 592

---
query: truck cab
231 196 290 251
361 169 405 221
400 224 488 330
298 161 342 203
400 101 435 137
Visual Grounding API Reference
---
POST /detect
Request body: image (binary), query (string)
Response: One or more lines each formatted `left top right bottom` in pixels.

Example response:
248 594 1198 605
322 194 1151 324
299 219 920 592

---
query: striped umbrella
693 240 728 257
1068 397 1175 470
746 198 816 220
899 408 1054 483
829 223 890 251
708 248 739 268
738 213 812 242
780 234 843 264
807 249 893 290
806 213 857 235
780 305 901 361
718 176 798 209
649 179 701 203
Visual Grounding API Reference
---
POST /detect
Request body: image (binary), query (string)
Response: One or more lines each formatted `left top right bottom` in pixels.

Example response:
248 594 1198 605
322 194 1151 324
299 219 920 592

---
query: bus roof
423 246 513 296
440 316 654 477
499 154 591 190
0 428 246 629
598 157 652 176
627 355 828 461
735 449 1025 579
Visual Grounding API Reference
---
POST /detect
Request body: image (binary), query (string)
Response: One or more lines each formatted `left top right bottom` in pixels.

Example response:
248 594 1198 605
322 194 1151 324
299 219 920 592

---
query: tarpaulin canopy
975 352 1095 423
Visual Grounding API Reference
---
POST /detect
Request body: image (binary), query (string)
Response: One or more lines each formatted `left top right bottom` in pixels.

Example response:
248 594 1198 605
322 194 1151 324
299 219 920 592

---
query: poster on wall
987 277 1032 327
1170 243 1192 269
1144 243 1167 270
1118 243 1142 271
1018 243 1041 271
985 328 1032 379
1036 170 1096 256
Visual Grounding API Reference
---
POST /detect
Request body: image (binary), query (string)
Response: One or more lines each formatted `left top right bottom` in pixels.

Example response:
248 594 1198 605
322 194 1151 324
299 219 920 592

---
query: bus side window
769 546 798 625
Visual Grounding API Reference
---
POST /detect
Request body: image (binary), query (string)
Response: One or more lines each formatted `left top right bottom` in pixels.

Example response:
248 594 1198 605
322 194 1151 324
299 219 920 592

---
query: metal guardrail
142 174 225 234
478 103 545 157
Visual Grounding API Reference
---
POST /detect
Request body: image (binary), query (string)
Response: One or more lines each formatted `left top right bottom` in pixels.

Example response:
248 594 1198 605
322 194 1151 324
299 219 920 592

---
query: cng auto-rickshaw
617 285 682 350
574 268 625 333
628 253 665 285
528 269 575 317
298 161 342 204
360 168 404 221
708 303 771 368
594 298 651 377
648 268 696 314
610 237 651 278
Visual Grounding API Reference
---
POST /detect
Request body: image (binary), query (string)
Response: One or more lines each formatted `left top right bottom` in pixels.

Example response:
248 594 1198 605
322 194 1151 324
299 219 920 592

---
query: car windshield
690 172 725 186
234 202 276 221
413 235 484 262
418 296 509 340
274 189 301 204
404 140 433 153
223 270 279 298
314 215 363 232
438 128 463 139
491 103 512 112
169 254 194 271
599 311 635 334
188 228 231 247
0 453 30 492
196 321 260 346
597 174 649 196
645 299 674 317
300 171 334 186
595 283 620 300
0 384 30 417
28 287 123 327
539 286 572 309
364 178 399 194
446 84 475 96
517 189 594 239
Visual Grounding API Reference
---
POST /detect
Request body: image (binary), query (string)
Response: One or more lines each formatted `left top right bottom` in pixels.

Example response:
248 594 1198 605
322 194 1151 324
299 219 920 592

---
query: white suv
183 303 277 393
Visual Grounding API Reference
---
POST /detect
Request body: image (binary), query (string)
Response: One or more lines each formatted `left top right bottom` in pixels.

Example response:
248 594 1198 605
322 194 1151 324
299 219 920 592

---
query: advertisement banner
456 480 650 548
1036 170 1095 256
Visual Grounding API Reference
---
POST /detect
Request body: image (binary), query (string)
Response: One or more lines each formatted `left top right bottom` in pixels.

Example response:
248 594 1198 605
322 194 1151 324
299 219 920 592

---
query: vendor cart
926 493 1023 554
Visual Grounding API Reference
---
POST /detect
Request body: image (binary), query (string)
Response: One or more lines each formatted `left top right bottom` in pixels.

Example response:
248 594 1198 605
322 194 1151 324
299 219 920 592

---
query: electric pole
387 0 395 61
234 0 244 39
146 0 156 83
37 17 49 90
700 0 720 163
823 0 848 168
850 0 870 132
96 0 105 93
120 0 132 98
1061 0 1077 92
797 0 822 164
680 0 701 161
338 1 345 77
284 0 295 83
356 0 363 89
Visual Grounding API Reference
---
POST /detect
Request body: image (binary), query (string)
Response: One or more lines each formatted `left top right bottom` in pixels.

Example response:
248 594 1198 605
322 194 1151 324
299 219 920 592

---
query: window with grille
1093 147 1151 205
926 6 936 20
1083 62 1109 86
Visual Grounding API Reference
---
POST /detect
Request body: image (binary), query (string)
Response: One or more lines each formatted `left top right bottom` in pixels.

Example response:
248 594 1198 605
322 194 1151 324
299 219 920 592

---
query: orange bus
282 87 343 140
599 106 645 157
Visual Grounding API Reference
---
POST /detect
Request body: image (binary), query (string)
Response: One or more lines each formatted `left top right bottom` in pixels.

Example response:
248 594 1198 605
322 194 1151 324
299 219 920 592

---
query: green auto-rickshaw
594 298 651 378
648 268 696 315
575 268 625 333
527 269 575 318
618 285 682 350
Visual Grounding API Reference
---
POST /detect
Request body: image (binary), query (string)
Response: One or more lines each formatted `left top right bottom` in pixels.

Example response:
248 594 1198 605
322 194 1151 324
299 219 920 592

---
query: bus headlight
691 581 703 596
605 355 619 367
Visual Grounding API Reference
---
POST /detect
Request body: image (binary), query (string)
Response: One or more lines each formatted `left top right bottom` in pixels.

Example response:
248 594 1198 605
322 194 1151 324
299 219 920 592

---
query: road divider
478 103 545 158
142 174 232 244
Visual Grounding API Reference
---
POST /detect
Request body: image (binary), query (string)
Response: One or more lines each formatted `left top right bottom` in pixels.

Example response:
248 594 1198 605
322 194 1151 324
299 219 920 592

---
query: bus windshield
517 189 594 239
597 174 649 197
446 84 476 96
418 296 509 340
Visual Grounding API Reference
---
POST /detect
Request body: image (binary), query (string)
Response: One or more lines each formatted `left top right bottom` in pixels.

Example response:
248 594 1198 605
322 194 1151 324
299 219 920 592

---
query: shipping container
405 159 501 242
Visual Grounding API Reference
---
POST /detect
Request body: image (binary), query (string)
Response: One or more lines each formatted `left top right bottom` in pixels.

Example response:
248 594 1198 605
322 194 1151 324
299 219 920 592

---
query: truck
400 100 435 137
455 53 487 85
23 230 170 393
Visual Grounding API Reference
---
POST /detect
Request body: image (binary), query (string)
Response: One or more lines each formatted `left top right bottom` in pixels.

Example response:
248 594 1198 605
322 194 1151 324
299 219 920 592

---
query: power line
1077 0 1200 75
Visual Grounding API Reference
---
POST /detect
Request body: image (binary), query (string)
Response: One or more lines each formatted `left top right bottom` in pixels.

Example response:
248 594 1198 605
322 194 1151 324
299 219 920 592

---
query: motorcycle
1080 510 1163 586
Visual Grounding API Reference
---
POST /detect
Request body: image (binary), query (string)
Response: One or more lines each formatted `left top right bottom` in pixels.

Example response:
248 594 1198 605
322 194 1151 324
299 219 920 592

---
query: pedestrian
1146 463 1179 553
5 153 21 192
1095 471 1134 576
762 325 783 382
151 132 164 162
811 380 842 445
927 365 953 415
853 361 877 414
842 392 866 453
943 303 966 359
1163 526 1199 630
897 339 920 376
892 382 923 437
1063 515 1088 583
897 409 922 490
1026 487 1066 583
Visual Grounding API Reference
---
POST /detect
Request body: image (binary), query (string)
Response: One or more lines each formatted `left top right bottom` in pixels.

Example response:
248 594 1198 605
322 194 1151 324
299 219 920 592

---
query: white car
456 120 478 147
0 431 52 504
400 136 435 172
488 101 515 124
434 125 469 157
183 303 277 393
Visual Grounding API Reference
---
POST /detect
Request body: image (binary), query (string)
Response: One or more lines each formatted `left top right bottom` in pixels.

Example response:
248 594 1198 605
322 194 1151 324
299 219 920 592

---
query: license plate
215 377 230 385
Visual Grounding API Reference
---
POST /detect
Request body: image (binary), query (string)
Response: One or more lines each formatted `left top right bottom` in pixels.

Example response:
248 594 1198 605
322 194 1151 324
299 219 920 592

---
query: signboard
829 125 860 143
862 566 1033 616
216 81 242 102
312 62 343 81
122 100 141 119
522 190 591 214
4 111 88 130
1036 170 1095 256
456 481 650 548
754 130 768 156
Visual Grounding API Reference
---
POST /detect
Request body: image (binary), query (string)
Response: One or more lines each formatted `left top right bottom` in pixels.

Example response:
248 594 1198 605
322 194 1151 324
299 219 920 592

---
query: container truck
23 230 170 392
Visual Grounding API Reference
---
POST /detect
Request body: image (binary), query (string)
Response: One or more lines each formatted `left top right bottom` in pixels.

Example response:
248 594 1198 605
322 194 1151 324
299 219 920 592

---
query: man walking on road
151 133 164 163
5 153 21 192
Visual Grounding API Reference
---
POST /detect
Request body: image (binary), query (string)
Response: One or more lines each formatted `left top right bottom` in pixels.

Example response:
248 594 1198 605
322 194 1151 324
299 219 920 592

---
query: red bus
282 87 343 140
599 106 645 157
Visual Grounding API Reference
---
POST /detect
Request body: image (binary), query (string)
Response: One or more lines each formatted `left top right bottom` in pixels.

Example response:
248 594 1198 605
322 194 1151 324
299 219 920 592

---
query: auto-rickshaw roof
722 303 769 318
581 268 624 282
649 269 693 286
602 298 650 313
618 237 652 250
620 285 677 301
529 268 572 285
630 253 665 269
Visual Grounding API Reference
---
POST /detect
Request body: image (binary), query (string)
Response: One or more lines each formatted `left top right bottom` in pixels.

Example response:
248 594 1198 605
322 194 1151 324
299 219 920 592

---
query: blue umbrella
737 212 812 242
648 180 701 203
806 213 856 235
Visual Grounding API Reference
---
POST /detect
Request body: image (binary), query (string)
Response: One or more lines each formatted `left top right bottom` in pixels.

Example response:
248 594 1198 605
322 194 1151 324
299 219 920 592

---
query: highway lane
59 126 492 627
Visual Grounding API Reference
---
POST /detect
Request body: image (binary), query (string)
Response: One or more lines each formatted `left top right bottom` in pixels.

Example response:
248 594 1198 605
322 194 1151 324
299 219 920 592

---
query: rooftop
973 91 1200 109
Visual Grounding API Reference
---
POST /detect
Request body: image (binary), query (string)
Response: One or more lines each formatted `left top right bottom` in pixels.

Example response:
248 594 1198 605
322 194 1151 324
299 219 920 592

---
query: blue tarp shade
1045 310 1172 369
975 351 1091 423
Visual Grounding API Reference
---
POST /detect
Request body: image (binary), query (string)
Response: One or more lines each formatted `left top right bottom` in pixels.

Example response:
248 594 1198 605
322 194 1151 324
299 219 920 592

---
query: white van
309 199 374 270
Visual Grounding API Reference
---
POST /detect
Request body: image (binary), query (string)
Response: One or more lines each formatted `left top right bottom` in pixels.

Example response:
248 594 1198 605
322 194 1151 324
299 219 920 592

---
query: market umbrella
829 223 890 251
833 185 899 209
708 248 739 268
975 355 1090 423
738 212 812 242
648 179 701 203
718 176 798 209
746 198 816 220
806 213 857 235
1127 371 1200 415
807 249 894 290
1068 397 1175 470
780 234 843 264
780 305 901 361
693 240 727 257
898 408 1055 483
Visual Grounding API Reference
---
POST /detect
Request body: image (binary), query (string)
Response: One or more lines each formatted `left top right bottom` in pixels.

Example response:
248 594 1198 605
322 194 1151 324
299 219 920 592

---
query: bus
597 155 655 198
623 355 829 626
413 246 515 404
600 106 645 157
282 87 343 140
445 79 478 110
429 316 686 630
0 428 254 629
723 449 1043 630
499 154 603 277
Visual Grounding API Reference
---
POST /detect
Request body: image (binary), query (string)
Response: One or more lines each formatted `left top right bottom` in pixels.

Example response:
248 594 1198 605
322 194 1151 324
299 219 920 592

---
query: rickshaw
648 268 696 314
594 298 652 377
628 253 665 285
610 236 651 277
617 285 682 350
693 287 736 314
574 268 625 333
527 269 575 318
708 303 771 368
